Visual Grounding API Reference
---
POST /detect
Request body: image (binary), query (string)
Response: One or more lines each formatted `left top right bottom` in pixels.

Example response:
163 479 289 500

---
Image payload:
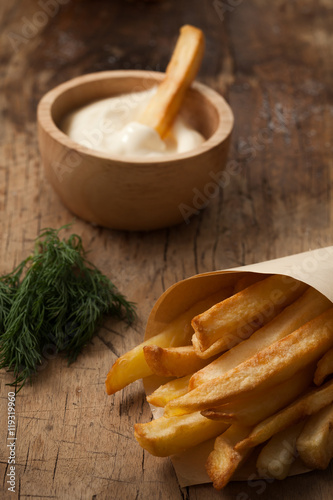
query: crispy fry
105 332 180 396
256 421 306 480
139 25 205 138
190 287 331 388
205 424 253 489
105 288 231 395
236 379 333 452
143 345 211 378
201 366 314 426
192 275 307 356
296 403 333 469
134 412 228 457
314 347 333 386
147 374 191 407
164 308 333 416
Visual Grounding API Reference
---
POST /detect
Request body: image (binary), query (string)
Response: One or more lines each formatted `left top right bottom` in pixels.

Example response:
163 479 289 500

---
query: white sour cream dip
61 88 205 158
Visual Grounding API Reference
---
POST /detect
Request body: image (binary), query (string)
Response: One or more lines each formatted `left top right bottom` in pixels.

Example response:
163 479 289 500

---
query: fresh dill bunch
0 226 136 390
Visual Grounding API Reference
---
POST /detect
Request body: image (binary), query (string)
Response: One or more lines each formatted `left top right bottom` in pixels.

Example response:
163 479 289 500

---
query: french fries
190 287 331 388
139 25 205 138
205 424 253 490
236 379 333 452
105 287 230 394
105 270 333 490
143 345 210 378
201 366 314 426
147 374 192 407
314 347 333 386
164 308 333 417
296 403 333 469
256 421 306 480
134 412 228 457
191 275 307 356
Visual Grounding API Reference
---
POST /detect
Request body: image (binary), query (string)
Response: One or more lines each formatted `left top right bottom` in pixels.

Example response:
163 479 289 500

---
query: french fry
205 424 253 489
143 345 211 378
192 333 239 359
190 287 331 388
314 347 333 386
201 366 314 426
134 412 228 457
139 25 205 138
257 421 305 480
147 374 191 407
105 332 180 396
236 379 333 452
296 402 333 469
256 421 306 480
192 275 308 356
164 308 333 417
105 288 231 395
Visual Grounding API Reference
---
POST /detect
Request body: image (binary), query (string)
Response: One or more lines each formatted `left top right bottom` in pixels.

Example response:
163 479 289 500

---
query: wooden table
1 0 333 498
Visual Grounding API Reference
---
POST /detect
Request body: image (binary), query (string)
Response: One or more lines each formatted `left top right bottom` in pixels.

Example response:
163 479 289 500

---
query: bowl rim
37 70 234 165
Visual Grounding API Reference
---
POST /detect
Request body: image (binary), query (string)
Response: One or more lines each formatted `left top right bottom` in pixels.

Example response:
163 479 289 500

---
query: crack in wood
178 484 189 500
18 477 21 499
52 447 59 482
96 333 120 357
62 393 68 425
101 324 125 339
24 444 30 472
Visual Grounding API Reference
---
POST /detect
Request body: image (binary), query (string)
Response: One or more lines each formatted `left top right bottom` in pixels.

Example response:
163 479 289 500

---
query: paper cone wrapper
143 246 333 487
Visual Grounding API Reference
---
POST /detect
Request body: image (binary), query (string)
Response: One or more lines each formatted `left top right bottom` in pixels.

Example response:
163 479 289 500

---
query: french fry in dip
139 25 205 138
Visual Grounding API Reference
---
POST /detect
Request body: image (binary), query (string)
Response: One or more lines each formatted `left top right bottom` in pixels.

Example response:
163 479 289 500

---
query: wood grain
0 0 333 499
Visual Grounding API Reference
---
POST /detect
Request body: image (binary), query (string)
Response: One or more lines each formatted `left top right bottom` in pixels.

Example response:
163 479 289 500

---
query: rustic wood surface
1 0 333 499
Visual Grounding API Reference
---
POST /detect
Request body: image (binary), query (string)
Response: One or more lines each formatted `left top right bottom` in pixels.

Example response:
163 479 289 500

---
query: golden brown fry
139 25 205 138
134 412 228 457
192 275 307 356
190 287 331 388
143 345 211 378
236 379 333 452
164 308 333 417
205 424 253 490
147 374 191 407
314 347 333 386
256 421 306 480
296 402 333 469
105 288 231 395
105 332 179 396
201 367 314 426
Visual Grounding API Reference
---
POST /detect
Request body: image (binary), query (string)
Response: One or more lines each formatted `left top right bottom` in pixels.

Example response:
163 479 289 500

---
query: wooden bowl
37 70 234 231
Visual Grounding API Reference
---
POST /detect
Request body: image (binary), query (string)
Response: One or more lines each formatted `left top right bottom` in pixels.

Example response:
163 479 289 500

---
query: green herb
0 226 136 390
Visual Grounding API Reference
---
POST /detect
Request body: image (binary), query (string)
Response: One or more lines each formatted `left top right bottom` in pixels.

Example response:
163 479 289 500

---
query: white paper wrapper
144 247 333 487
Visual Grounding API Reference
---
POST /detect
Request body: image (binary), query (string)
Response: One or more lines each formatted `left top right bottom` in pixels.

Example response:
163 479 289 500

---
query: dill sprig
0 226 136 390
